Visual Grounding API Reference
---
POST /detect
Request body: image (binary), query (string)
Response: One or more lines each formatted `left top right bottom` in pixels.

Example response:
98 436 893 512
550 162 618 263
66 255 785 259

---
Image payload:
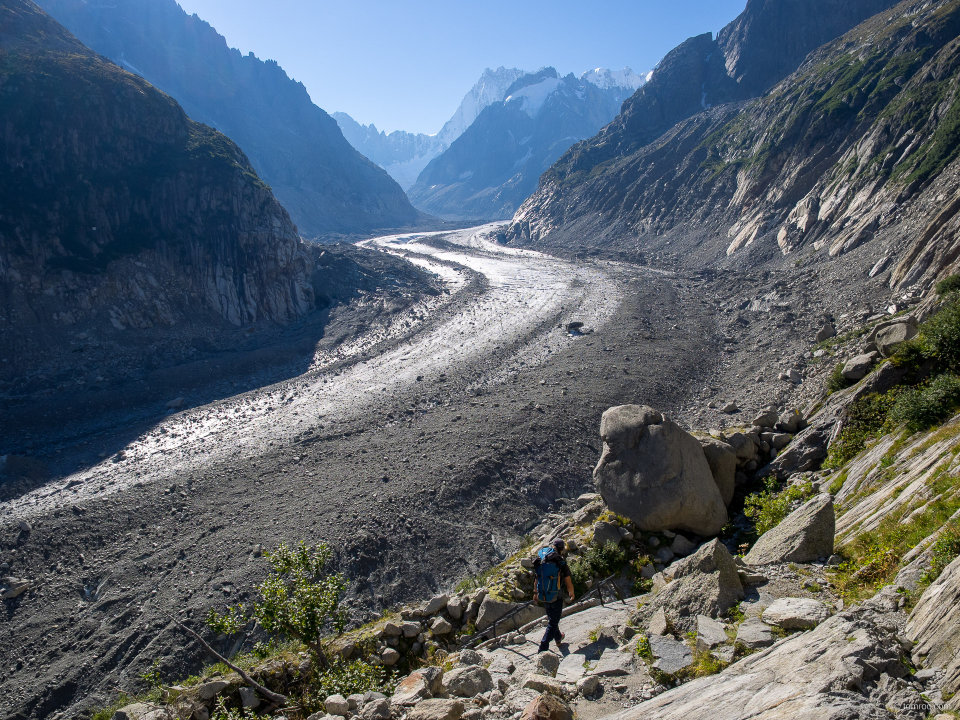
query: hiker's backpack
536 547 561 602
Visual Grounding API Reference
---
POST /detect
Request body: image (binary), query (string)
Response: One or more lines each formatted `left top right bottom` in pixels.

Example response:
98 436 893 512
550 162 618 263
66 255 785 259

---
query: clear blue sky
176 0 747 135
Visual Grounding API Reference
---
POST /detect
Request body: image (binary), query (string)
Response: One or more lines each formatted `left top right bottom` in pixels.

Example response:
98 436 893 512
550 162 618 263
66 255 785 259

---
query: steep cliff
35 0 420 237
0 0 317 378
507 0 960 296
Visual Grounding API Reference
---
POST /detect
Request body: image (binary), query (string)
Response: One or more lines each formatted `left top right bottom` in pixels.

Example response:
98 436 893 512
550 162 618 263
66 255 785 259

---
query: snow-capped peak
436 66 525 146
580 66 646 92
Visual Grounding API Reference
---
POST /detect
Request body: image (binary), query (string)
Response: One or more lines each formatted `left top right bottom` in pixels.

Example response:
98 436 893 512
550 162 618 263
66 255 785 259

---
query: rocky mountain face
334 67 526 190
0 0 318 381
506 0 960 285
35 0 420 237
409 68 644 221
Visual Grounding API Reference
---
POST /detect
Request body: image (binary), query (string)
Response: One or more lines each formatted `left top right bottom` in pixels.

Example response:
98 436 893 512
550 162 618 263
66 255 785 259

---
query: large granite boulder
594 406 727 535
697 436 737 506
906 554 960 710
875 321 918 357
639 539 744 633
744 494 835 565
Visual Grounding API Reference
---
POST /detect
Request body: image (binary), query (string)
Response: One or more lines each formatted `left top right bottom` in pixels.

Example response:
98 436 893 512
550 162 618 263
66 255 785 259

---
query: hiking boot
555 632 566 648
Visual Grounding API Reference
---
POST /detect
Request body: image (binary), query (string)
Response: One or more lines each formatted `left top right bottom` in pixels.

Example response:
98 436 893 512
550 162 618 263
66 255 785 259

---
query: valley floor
0 226 728 719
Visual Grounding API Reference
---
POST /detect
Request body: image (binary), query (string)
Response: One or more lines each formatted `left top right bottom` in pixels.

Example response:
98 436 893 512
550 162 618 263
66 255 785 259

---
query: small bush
936 274 960 295
889 373 960 432
744 479 814 536
920 297 960 372
827 362 855 394
925 521 960 583
313 657 395 700
569 541 627 595
823 391 900 469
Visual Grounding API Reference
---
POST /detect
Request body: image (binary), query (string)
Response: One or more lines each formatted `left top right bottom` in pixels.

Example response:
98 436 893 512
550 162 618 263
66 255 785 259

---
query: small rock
519 693 573 720
381 648 400 666
402 621 421 637
521 674 564 697
762 597 831 630
238 687 260 709
406 700 465 720
423 594 449 616
815 323 836 343
18 520 30 533
787 369 802 384
444 665 494 697
166 396 185 409
655 547 675 564
325 695 350 716
695 615 728 650
752 410 778 428
576 675 600 696
736 618 773 649
432 617 453 635
534 652 560 678
458 649 482 666
648 607 669 636
197 680 231 700
649 634 693 675
670 535 696 557
841 352 879 381
361 699 392 720
382 621 402 637
577 493 600 507
721 402 739 414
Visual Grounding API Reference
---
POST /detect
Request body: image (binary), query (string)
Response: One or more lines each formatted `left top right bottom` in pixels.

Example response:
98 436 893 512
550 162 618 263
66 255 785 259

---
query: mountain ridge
35 0 420 238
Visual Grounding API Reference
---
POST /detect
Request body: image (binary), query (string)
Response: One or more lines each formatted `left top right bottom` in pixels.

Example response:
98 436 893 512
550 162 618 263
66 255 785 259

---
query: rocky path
0 226 721 719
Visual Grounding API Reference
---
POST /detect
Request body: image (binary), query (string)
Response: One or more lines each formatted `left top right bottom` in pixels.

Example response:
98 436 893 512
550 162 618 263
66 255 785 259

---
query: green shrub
823 391 900 469
827 362 855 393
206 542 346 659
936 274 960 295
920 297 960 372
744 479 815 536
889 373 960 432
925 521 960 583
569 541 627 595
313 657 395 700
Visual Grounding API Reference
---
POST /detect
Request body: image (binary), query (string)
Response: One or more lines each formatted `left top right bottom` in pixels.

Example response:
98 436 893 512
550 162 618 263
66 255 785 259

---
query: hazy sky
176 0 747 135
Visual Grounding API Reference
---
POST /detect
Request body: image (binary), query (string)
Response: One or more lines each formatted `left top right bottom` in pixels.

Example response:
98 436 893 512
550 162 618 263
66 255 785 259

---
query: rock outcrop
906 554 960 710
599 610 907 720
0 0 315 337
744 494 835 565
594 406 728 535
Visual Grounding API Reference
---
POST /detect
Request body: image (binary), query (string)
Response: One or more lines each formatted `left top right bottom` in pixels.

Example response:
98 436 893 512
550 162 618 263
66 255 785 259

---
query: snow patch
504 77 562 118
580 67 646 91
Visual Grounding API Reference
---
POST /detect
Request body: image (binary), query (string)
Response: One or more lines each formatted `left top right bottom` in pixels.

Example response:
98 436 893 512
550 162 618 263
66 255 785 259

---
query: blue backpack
536 547 561 602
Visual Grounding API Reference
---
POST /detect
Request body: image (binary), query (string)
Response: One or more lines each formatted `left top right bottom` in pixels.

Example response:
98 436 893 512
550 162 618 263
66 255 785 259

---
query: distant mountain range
334 67 526 190
36 0 420 237
406 67 645 221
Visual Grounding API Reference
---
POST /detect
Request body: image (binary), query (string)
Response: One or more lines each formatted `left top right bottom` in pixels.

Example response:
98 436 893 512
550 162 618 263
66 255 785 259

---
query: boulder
381 648 400 666
762 598 831 629
577 493 600 507
423 594 449 616
111 704 156 720
402 621 422 638
752 410 778 428
735 618 773 649
519 693 573 720
393 669 444 705
777 410 802 434
876 321 918 357
670 534 696 557
594 405 727 535
443 665 494 697
457 649 482 666
534 652 560 677
592 649 634 676
744 494 834 565
325 695 350 716
476 597 544 633
815 322 836 342
197 680 232 701
591 521 623 547
431 617 453 635
406 700 465 720
649 634 693 675
695 615 728 650
697 437 736 506
607 612 906 719
381 621 402 637
576 675 600 696
641 539 744 632
841 352 879 381
906 554 960 706
725 433 757 462
360 699 392 720
647 607 669 636
447 596 465 620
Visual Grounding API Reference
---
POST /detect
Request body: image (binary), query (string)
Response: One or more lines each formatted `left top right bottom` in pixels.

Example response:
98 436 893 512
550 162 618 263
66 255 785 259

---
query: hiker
534 538 575 652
